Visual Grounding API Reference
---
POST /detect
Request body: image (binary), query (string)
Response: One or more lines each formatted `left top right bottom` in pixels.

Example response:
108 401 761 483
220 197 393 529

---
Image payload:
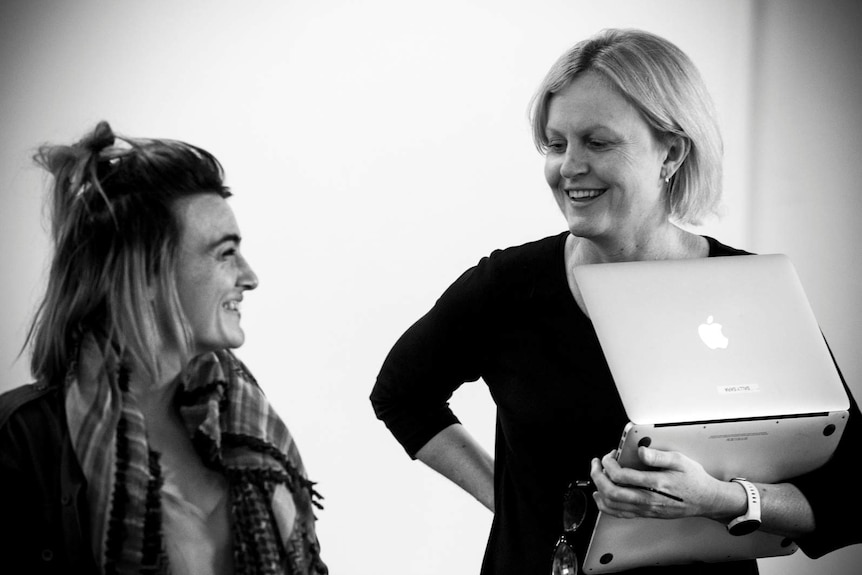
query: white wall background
0 1 859 573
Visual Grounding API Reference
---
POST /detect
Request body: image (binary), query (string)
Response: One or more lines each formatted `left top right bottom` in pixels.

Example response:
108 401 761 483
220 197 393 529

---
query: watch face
729 519 761 536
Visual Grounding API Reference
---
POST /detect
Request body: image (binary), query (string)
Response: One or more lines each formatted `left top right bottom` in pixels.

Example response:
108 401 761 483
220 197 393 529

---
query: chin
224 334 246 350
565 213 610 238
566 223 597 239
194 333 245 354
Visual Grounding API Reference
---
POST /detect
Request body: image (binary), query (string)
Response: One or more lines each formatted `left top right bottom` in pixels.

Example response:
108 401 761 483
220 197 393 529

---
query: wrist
726 478 762 536
707 477 748 522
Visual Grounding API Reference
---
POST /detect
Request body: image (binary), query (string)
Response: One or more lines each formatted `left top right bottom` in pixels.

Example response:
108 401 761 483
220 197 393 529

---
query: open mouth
223 301 241 313
566 189 606 202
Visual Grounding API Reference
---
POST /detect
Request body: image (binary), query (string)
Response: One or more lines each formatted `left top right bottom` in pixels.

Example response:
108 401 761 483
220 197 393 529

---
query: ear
661 135 690 180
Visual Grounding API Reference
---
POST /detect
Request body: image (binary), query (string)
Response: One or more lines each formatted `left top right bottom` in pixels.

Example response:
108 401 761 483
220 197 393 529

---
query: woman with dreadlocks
0 121 327 574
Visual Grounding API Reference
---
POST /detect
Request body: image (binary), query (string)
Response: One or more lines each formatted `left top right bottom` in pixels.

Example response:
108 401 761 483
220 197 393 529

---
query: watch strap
727 477 761 536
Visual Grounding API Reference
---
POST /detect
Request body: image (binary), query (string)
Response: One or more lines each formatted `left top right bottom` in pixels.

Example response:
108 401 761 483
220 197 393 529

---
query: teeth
567 189 604 200
224 301 240 312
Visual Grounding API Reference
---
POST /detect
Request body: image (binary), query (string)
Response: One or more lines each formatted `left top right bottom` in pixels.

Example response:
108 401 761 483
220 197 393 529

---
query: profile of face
543 71 673 242
172 193 258 356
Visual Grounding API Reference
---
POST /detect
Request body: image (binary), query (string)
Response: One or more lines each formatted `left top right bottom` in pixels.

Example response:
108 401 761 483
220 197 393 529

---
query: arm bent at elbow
415 423 495 513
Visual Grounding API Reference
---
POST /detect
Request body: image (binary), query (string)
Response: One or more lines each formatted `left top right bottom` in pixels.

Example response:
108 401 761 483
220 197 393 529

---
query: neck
570 223 705 265
128 348 186 420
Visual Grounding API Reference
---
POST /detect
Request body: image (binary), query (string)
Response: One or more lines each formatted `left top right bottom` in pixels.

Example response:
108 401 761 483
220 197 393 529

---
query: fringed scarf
64 339 327 574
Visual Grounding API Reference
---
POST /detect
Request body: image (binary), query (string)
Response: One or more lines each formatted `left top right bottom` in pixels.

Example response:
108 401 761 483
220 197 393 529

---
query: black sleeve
370 259 494 458
0 385 93 573
0 401 34 566
788 347 862 558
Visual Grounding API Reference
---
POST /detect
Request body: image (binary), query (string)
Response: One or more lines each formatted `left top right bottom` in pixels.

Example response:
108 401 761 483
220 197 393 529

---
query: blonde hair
529 28 723 225
27 121 231 384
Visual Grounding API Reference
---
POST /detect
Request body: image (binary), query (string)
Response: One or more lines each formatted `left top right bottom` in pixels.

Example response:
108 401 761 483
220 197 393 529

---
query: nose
560 145 588 179
237 253 259 290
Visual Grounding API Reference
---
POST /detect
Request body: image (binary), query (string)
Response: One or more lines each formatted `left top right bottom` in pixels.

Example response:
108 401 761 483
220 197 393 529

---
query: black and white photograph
1 1 860 574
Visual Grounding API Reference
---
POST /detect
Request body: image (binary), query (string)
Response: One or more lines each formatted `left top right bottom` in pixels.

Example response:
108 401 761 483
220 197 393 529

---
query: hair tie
86 121 116 155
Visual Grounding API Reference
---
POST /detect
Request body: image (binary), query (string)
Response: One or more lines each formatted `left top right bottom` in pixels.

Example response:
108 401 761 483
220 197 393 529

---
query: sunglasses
551 480 592 575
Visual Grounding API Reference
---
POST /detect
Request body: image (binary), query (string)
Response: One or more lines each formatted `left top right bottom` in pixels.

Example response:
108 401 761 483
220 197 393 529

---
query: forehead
546 71 648 132
172 193 239 247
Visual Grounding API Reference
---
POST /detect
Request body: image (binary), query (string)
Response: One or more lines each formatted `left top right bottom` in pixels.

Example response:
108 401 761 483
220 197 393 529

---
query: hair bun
84 121 116 154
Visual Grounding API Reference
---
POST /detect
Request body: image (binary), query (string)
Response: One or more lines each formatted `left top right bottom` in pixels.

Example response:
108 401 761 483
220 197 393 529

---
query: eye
221 247 238 259
546 139 566 153
586 139 609 150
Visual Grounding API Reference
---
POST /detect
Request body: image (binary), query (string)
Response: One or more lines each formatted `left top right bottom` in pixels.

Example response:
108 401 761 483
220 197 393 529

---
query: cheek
544 157 560 187
175 269 214 326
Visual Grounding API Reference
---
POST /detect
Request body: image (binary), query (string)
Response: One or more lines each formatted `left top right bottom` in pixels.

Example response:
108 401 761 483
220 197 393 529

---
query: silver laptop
573 254 849 573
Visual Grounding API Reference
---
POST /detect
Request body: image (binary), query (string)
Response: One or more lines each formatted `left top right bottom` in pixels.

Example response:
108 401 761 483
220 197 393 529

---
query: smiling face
543 72 672 246
172 193 258 356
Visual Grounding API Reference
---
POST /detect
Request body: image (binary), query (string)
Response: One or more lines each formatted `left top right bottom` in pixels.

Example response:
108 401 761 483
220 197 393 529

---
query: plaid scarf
64 338 327 574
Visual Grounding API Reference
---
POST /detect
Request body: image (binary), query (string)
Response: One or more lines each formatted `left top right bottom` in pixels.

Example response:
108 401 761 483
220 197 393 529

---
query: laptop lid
573 254 848 424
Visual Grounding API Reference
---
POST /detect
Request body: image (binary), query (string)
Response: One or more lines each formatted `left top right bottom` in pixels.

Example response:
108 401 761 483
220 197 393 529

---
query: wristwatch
727 478 761 536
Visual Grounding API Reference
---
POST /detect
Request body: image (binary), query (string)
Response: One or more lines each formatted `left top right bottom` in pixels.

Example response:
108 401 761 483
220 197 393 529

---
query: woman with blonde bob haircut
0 122 327 574
372 28 861 574
530 28 723 226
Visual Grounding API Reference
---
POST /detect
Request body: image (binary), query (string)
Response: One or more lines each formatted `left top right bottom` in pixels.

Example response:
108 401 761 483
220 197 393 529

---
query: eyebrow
206 233 242 250
547 122 614 134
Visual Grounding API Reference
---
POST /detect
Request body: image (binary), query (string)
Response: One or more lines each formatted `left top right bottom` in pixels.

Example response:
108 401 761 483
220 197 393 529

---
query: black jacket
0 382 98 574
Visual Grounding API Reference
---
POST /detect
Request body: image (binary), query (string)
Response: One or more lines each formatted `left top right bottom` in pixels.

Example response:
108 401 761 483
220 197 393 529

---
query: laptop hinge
654 412 832 427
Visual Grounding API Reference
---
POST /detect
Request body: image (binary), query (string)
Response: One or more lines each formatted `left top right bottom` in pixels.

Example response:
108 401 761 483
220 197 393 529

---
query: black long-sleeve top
371 232 862 574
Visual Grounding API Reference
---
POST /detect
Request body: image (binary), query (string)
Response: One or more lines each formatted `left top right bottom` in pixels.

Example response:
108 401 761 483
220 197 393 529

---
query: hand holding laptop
590 446 743 522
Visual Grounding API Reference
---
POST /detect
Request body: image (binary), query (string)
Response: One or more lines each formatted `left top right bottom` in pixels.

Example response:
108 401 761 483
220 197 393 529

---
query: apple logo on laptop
698 315 728 349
